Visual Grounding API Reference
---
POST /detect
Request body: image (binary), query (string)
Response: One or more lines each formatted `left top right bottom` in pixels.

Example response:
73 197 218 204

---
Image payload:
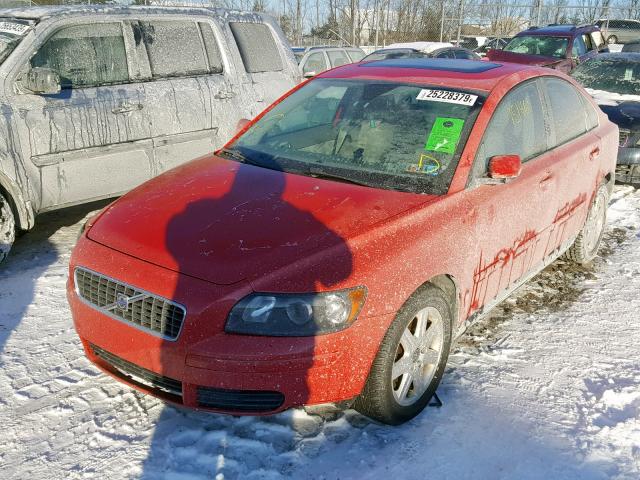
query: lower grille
75 267 185 340
91 344 183 398
197 386 284 412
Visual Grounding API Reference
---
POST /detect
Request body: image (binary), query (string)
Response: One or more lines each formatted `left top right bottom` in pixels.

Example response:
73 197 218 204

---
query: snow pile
1 188 640 479
585 88 640 106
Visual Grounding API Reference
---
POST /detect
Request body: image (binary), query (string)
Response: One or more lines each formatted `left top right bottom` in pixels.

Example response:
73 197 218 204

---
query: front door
462 79 560 317
10 20 153 210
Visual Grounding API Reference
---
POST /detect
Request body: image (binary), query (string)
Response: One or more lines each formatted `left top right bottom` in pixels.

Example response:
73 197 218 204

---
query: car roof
518 24 597 36
0 5 264 21
319 58 549 93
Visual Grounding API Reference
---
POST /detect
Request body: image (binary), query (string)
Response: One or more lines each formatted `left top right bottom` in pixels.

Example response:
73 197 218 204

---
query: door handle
539 173 554 190
589 146 601 161
214 91 236 100
112 103 143 114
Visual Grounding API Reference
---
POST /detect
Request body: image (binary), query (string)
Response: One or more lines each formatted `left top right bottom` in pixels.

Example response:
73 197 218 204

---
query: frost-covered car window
504 35 569 58
543 78 591 146
227 79 483 194
229 22 283 73
139 21 208 78
31 23 128 89
0 19 30 65
571 57 640 96
475 80 547 176
198 22 223 74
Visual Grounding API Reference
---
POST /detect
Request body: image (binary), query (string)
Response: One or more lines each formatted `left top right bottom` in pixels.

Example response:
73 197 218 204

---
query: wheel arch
0 171 33 231
410 273 461 326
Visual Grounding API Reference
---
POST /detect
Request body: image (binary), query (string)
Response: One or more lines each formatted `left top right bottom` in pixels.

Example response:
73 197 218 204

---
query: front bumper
616 147 640 185
68 236 390 414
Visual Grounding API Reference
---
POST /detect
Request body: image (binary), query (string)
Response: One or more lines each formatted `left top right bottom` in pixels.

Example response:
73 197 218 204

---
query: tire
354 285 453 425
565 184 608 265
0 193 16 264
607 35 618 44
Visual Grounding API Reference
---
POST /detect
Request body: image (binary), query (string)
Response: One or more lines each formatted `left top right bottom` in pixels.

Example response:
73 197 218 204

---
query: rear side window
542 77 592 146
302 51 327 75
139 21 208 78
435 50 454 58
327 49 351 67
229 22 282 73
475 81 547 174
31 23 128 89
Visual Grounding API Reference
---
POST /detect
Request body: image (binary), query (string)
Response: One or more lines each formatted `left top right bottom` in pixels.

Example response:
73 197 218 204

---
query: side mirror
235 118 251 133
21 67 61 95
488 155 521 181
303 70 316 78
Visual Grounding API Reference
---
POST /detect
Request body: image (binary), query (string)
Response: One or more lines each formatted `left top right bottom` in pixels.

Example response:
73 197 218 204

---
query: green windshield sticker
424 117 465 155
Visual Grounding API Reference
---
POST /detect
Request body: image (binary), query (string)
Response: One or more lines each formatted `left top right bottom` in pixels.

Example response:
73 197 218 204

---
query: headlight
225 287 367 336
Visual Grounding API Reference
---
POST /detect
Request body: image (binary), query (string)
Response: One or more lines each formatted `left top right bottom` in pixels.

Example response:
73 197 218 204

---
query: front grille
75 267 185 340
620 129 631 147
197 386 284 412
91 344 183 398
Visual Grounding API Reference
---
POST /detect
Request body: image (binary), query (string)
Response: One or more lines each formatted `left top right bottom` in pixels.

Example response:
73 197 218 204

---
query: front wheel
0 193 16 264
607 35 618 44
354 286 452 425
565 184 608 265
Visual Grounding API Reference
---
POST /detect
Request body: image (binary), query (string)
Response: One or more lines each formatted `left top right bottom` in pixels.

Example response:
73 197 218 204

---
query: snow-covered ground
1 187 639 480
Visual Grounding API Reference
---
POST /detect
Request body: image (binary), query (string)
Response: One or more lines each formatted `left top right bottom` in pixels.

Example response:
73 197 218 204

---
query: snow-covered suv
0 5 299 263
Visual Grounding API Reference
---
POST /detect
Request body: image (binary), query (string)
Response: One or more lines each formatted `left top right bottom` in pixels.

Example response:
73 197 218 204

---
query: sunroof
360 58 502 73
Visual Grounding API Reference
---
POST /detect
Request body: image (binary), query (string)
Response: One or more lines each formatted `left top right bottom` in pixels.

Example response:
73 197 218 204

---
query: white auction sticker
0 22 30 36
416 89 477 106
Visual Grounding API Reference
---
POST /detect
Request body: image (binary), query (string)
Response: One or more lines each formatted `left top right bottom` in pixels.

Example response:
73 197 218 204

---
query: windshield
0 19 31 65
228 79 483 194
572 58 640 96
504 35 568 58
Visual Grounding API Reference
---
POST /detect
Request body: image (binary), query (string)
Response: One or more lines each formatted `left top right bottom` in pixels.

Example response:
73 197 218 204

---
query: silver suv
0 6 299 262
596 19 640 44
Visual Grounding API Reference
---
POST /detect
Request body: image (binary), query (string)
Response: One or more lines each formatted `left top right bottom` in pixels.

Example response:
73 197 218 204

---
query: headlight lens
225 287 367 336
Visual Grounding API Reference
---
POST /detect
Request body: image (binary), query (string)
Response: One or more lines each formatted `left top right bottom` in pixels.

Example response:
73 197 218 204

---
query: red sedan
68 58 617 425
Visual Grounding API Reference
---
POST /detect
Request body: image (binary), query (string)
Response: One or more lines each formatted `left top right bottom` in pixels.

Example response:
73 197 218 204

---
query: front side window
226 78 483 194
347 49 365 62
474 81 547 177
229 22 283 73
31 23 128 89
504 35 569 58
139 21 208 78
572 36 587 57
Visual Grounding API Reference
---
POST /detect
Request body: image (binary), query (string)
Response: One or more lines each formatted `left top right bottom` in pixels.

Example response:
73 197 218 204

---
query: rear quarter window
229 22 283 73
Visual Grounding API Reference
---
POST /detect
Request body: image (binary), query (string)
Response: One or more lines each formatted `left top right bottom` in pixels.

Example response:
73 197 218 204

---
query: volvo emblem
115 293 130 310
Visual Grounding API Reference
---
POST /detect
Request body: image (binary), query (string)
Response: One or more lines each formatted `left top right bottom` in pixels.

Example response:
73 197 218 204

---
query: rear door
537 76 601 249
10 19 153 210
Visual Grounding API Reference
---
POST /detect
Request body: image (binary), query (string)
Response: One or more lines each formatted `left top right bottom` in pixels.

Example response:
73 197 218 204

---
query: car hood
88 155 437 285
486 49 565 67
587 89 640 131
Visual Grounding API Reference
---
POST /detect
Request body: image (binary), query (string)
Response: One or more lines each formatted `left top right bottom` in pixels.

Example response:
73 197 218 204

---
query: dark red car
487 24 608 73
68 58 617 425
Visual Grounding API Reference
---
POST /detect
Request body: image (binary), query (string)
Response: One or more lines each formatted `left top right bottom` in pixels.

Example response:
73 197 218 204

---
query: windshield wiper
306 168 377 188
218 147 264 167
